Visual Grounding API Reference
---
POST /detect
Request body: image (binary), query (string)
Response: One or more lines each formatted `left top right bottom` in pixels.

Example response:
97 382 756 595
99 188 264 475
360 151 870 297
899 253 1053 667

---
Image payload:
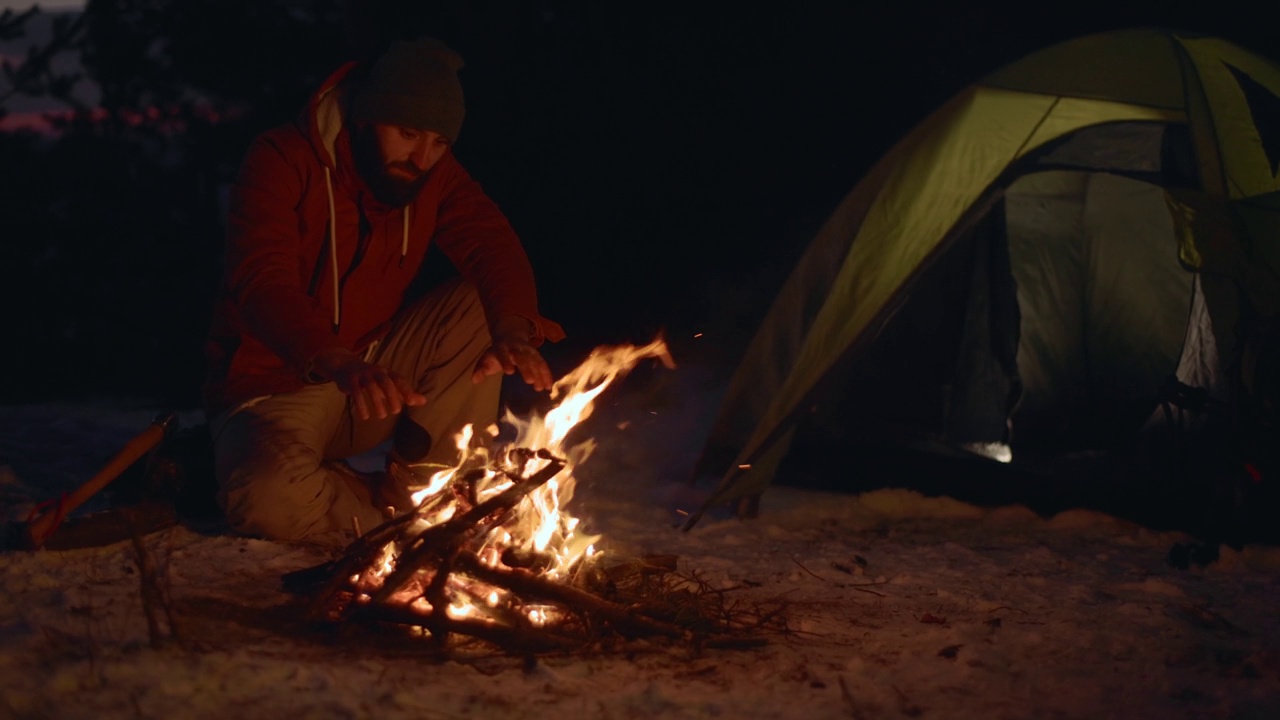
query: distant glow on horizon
0 1 84 12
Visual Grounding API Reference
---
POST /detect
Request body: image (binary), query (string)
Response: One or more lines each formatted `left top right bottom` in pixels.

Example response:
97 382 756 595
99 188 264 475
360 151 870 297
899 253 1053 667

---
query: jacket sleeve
223 134 345 372
431 155 566 344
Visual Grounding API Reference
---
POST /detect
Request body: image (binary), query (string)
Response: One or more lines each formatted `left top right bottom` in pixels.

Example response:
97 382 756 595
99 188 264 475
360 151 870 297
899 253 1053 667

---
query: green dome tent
687 28 1280 535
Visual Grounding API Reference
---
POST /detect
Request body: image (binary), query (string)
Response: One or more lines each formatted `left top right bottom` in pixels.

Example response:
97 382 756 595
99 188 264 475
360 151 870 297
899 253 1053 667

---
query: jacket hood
300 61 362 171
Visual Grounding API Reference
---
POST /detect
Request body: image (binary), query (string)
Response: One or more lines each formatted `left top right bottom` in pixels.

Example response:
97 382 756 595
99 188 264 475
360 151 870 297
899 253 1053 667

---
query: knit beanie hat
350 37 466 142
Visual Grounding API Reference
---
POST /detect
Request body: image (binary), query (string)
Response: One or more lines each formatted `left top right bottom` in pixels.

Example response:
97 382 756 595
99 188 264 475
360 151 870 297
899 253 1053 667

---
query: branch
0 9 87 113
453 552 690 640
356 603 585 654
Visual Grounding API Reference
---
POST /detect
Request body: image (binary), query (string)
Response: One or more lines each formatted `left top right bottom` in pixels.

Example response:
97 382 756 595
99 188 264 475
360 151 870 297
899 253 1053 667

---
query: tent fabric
1005 171 1192 446
689 29 1280 527
946 200 1019 447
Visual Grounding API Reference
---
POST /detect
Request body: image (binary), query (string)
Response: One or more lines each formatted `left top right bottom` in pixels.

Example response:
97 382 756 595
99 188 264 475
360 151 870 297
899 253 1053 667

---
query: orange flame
352 336 675 627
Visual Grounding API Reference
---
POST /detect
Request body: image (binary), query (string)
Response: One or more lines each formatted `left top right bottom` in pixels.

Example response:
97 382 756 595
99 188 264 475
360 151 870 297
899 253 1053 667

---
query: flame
351 336 674 629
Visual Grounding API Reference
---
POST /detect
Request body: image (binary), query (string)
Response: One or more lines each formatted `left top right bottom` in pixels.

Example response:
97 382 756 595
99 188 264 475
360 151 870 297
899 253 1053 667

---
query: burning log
359 604 584 653
450 551 689 640
365 456 568 608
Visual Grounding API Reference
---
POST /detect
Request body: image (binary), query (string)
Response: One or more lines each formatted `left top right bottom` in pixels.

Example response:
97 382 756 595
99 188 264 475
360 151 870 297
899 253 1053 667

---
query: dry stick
892 685 923 717
701 634 770 650
674 571 782 637
304 511 423 618
361 604 584 653
791 558 827 582
733 603 789 633
420 458 565 549
129 526 169 649
453 552 691 641
423 552 456 649
122 508 185 647
838 675 868 720
148 535 183 647
791 559 888 597
367 458 566 607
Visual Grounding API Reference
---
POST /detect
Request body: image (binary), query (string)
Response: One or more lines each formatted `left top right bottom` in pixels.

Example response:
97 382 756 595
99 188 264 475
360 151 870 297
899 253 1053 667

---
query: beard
350 124 430 207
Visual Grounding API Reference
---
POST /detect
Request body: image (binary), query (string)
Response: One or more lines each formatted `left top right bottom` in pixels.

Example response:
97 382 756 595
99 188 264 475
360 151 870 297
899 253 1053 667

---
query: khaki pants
211 279 501 545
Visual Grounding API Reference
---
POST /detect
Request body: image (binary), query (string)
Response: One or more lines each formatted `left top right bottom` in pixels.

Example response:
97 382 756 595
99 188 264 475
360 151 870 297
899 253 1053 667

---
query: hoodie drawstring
401 204 410 268
324 166 340 330
323 166 413 329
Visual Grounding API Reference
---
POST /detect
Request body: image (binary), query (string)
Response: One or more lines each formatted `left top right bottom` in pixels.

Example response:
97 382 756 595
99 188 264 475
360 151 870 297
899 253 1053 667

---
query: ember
288 337 772 654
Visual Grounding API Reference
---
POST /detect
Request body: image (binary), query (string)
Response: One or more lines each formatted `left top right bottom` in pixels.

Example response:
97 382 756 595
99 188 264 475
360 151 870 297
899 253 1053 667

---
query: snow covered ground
2 391 1279 719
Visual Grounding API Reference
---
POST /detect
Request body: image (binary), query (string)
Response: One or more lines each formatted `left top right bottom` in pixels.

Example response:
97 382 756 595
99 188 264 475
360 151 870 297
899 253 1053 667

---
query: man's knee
218 453 327 541
425 279 490 337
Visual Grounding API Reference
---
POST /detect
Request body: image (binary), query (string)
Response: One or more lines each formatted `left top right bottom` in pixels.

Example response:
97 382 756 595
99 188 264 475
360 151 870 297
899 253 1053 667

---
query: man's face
351 123 451 207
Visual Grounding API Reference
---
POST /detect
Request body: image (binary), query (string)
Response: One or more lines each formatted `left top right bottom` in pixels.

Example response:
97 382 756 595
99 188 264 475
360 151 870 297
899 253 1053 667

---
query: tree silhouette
0 5 87 119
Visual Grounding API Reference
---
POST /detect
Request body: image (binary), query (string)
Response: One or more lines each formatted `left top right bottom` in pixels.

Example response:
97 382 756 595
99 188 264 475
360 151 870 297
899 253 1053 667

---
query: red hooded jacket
203 62 564 416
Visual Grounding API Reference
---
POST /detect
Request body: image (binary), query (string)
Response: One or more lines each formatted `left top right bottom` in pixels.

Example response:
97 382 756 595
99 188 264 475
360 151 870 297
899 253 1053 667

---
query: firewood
367 458 566 606
422 553 455 648
453 552 690 640
357 603 584 653
302 510 421 618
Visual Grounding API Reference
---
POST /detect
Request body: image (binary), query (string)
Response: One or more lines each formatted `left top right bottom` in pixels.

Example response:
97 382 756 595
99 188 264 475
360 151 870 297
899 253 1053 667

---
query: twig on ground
792 558 828 582
128 519 180 648
838 675 867 720
892 684 923 716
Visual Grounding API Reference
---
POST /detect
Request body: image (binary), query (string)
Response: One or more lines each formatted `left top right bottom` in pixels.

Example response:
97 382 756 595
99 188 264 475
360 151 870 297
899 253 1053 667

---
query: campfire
290 337 777 654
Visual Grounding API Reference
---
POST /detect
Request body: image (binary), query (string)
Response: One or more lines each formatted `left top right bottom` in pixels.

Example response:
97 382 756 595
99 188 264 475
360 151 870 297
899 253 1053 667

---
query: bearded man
202 37 564 544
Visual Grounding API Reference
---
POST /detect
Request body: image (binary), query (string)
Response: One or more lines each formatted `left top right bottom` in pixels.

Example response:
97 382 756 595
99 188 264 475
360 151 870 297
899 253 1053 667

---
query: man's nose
408 140 433 171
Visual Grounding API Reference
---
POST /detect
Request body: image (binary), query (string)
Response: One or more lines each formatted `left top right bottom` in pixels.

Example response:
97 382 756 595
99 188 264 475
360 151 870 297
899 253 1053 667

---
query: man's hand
309 347 427 420
472 316 553 392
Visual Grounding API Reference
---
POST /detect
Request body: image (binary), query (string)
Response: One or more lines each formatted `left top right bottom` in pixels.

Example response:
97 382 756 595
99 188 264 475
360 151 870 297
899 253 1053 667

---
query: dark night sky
417 2 1278 366
5 1 1276 403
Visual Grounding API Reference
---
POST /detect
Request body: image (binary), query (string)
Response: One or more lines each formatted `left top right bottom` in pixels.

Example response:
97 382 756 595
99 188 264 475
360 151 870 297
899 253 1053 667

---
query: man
202 36 564 545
